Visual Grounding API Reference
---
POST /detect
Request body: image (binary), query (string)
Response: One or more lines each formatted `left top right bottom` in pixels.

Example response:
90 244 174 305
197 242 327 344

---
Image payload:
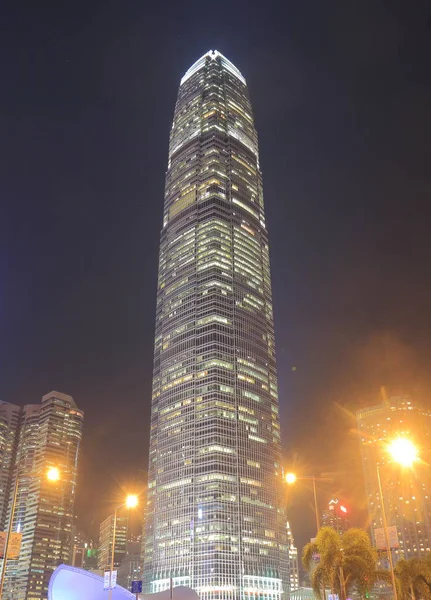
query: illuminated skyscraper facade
0 401 20 530
321 499 350 535
98 514 129 570
144 51 287 600
1 391 83 600
285 522 299 593
357 396 431 560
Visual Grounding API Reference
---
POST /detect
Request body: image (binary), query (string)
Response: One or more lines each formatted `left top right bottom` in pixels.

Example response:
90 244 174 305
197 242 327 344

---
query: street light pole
108 507 119 600
376 463 398 600
285 472 321 534
312 475 320 532
107 495 138 600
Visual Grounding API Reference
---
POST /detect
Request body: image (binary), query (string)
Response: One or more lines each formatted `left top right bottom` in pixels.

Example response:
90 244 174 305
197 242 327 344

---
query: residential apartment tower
1 391 83 600
357 395 431 560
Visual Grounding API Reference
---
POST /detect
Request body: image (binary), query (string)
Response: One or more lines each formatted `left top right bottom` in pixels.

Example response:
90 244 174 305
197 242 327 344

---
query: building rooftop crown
42 390 77 408
180 50 246 86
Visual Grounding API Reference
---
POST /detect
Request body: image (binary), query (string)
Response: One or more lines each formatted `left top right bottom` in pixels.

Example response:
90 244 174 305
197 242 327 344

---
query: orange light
340 505 347 513
46 467 60 482
285 472 297 485
387 437 418 468
125 494 138 509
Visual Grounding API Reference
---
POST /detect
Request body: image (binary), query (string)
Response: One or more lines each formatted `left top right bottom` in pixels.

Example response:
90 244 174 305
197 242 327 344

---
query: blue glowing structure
48 565 135 600
48 564 201 600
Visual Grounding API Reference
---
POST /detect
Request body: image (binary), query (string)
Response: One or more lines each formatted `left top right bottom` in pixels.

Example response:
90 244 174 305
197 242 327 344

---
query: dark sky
1 0 430 551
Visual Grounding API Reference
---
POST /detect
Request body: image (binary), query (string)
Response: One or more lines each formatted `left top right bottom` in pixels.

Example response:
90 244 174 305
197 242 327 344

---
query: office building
71 533 98 571
72 546 86 569
144 50 287 600
1 391 84 600
357 395 431 560
98 514 128 571
72 531 89 569
286 522 299 593
118 540 142 590
321 499 350 534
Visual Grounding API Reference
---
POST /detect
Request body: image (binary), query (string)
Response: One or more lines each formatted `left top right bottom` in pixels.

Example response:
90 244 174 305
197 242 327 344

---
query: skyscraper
1 391 84 600
0 401 20 530
321 499 350 535
285 522 299 593
144 51 287 600
98 514 129 571
117 540 142 590
357 395 431 560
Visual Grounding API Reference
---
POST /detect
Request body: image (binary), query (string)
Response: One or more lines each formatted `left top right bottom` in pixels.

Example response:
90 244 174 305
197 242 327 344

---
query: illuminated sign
374 526 399 550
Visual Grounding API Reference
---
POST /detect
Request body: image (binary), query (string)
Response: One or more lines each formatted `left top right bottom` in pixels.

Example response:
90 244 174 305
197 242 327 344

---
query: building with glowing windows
0 401 21 531
143 51 288 600
285 522 299 593
321 499 350 535
357 395 431 561
98 514 129 570
1 391 84 600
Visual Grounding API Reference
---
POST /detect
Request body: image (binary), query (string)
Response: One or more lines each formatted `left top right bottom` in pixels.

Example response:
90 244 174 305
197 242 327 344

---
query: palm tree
395 558 431 600
302 527 381 600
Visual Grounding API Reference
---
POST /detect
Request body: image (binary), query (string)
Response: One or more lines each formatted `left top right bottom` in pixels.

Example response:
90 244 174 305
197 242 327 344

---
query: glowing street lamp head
285 472 297 485
46 466 60 482
125 494 138 509
387 437 419 468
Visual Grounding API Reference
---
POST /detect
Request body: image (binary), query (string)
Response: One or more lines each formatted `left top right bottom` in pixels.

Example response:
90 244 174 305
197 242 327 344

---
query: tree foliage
395 557 431 600
302 527 382 600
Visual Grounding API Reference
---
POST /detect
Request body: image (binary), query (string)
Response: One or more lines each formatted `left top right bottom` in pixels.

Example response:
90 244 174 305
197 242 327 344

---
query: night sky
1 1 430 552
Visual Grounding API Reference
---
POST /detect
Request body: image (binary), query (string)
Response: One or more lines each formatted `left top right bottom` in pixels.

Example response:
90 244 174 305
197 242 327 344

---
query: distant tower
321 499 350 534
1 391 84 600
357 395 431 560
118 539 142 590
144 50 287 600
98 514 129 571
286 522 299 593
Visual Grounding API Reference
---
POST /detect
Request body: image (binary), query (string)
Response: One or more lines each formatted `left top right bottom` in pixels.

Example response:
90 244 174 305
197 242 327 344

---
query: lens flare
285 472 297 484
387 437 418 468
125 494 138 509
46 466 60 482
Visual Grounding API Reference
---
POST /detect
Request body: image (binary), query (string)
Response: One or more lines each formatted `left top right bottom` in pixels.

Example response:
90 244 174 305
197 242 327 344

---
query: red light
340 505 347 513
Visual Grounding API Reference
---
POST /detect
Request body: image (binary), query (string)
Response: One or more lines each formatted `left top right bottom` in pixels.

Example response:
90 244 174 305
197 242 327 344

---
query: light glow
125 494 138 509
285 472 297 485
387 437 419 468
46 466 60 482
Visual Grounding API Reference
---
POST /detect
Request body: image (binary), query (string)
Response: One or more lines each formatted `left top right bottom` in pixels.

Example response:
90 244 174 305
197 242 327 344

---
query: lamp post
108 494 138 600
285 472 320 532
312 476 320 531
376 437 419 600
376 463 398 600
0 466 60 599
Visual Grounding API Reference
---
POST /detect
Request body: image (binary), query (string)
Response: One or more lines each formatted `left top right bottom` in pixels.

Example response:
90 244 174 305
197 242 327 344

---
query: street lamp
285 472 320 532
0 466 61 599
386 437 418 468
125 494 138 509
285 472 297 485
46 466 60 482
108 495 139 600
377 437 419 600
